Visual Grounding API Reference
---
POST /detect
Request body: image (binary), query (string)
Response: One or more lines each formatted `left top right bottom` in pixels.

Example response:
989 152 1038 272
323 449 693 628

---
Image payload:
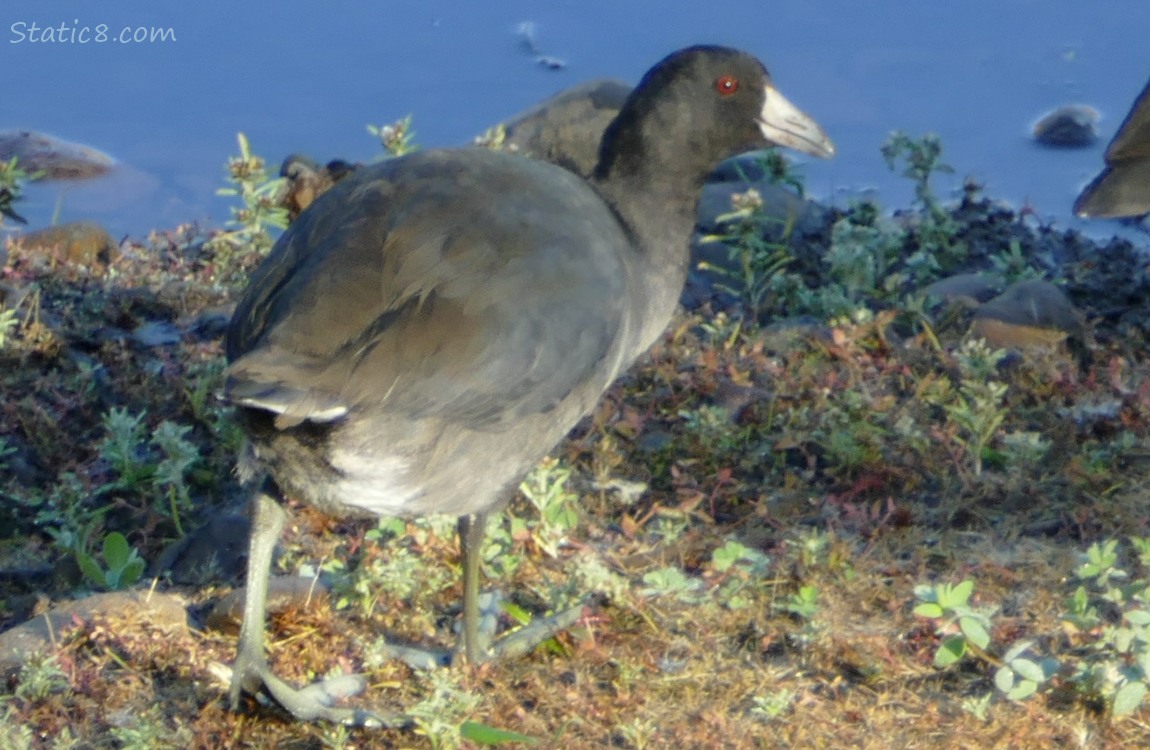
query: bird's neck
590 169 701 354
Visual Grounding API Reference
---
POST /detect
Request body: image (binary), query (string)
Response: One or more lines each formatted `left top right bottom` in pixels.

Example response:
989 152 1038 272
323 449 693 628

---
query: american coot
1074 77 1150 218
276 79 631 217
225 44 833 726
496 78 634 178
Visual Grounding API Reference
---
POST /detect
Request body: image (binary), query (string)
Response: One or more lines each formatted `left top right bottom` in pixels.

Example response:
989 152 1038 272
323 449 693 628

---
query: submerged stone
0 130 116 180
1032 105 1100 148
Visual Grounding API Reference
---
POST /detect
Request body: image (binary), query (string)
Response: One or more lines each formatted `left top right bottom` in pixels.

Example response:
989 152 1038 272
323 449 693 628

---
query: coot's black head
595 45 833 182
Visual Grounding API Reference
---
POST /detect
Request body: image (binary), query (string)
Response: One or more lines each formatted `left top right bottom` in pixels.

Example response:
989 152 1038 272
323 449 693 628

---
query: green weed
74 531 145 590
207 132 288 271
0 156 41 226
368 115 418 157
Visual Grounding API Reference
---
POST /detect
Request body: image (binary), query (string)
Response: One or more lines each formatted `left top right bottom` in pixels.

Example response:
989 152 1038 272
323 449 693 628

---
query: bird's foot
228 654 403 728
483 603 586 661
378 592 587 670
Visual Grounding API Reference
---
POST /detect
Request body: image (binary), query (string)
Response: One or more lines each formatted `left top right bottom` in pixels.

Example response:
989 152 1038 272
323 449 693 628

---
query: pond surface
4 0 1149 246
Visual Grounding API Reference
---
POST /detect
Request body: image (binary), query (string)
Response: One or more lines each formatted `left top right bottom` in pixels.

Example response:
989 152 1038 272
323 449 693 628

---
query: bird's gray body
226 149 653 518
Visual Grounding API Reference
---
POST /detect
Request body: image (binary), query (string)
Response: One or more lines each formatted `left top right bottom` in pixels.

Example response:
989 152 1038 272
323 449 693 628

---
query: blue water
3 0 1148 245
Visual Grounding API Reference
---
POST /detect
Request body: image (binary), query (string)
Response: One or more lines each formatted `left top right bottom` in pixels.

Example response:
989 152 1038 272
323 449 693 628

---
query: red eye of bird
715 75 739 95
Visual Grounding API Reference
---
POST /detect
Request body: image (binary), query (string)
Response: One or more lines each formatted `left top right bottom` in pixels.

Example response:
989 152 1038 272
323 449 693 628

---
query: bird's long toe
487 603 587 662
232 659 401 728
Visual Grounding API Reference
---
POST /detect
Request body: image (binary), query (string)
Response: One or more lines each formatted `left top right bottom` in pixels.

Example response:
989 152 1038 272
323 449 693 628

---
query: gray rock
205 575 330 634
971 279 1083 348
757 316 833 352
151 513 250 585
922 272 1005 309
0 130 116 180
1032 105 1100 148
18 221 118 269
131 320 181 348
0 590 188 676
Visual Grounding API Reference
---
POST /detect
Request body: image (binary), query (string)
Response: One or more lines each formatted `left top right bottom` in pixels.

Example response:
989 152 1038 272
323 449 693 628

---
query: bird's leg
457 512 497 663
457 512 586 663
229 487 282 710
379 512 586 672
229 486 397 727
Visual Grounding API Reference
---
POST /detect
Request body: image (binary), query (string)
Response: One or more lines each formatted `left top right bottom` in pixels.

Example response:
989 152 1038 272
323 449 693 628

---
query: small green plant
0 709 35 749
815 386 889 477
960 692 993 722
641 566 703 603
913 579 992 667
750 688 796 722
1063 539 1150 716
1077 538 1125 591
752 148 806 196
14 652 69 700
794 528 831 568
99 407 152 486
678 404 747 465
927 339 1009 476
571 553 631 605
824 213 905 305
785 528 854 574
1000 430 1051 471
647 510 693 545
0 308 19 349
695 310 745 350
404 670 482 750
75 530 146 590
709 540 771 610
0 437 15 473
989 239 1042 282
881 131 952 214
882 131 967 273
0 155 42 225
698 187 795 317
21 473 94 551
478 513 526 583
182 358 227 423
368 115 418 157
107 704 191 750
943 379 1008 477
99 409 202 533
993 640 1058 701
710 539 766 573
326 544 451 619
782 585 819 620
915 578 1057 701
151 421 199 536
315 723 353 750
1131 537 1150 570
614 717 657 749
208 132 288 267
518 458 579 557
733 194 935 322
473 123 512 152
98 408 201 535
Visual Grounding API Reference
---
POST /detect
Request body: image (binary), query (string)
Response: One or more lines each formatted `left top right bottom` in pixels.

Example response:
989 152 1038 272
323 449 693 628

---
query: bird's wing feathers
226 151 632 431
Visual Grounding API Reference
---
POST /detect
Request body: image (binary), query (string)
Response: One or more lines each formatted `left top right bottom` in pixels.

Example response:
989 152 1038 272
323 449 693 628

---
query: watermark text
10 20 176 45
